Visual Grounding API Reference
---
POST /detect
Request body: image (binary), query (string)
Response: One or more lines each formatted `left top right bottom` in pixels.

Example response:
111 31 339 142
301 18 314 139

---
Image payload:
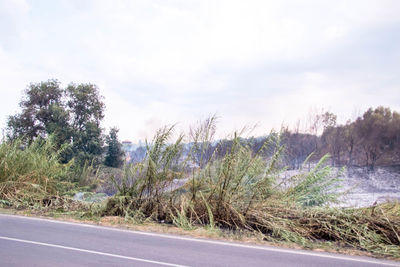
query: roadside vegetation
0 80 399 260
0 137 69 205
102 119 400 258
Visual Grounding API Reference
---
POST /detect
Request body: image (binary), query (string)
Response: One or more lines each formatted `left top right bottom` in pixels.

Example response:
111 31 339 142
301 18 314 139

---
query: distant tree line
281 107 400 170
6 79 124 168
127 107 400 171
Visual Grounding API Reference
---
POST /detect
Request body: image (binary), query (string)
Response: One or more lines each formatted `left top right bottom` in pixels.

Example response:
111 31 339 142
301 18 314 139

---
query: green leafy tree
66 83 105 166
66 83 105 131
104 127 124 168
7 79 71 148
7 80 106 166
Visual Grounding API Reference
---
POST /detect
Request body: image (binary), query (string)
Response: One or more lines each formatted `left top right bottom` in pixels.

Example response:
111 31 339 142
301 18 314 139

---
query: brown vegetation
282 107 400 170
103 117 400 258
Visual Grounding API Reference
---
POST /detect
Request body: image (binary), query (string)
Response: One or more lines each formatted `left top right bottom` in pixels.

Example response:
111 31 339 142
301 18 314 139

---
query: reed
0 137 71 205
84 118 400 258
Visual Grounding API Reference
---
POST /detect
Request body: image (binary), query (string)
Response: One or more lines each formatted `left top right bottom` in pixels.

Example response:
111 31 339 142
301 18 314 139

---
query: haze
1 0 399 140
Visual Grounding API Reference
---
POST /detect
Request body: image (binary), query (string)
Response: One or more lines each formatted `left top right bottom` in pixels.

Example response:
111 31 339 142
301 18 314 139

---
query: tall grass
282 154 344 206
103 120 322 216
105 125 184 219
103 118 400 257
0 137 71 204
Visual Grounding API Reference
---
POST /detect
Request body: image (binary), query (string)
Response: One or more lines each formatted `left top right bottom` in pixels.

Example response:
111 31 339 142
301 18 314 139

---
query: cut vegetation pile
103 118 400 258
247 201 400 257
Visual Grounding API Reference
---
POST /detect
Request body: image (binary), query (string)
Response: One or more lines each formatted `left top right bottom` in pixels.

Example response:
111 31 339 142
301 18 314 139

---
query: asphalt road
0 214 398 267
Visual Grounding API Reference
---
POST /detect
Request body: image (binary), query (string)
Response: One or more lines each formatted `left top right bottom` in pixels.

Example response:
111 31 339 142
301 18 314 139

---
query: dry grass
102 118 400 258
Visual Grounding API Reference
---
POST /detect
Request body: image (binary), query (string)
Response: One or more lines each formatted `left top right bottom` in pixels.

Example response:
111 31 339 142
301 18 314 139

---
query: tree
343 121 355 167
321 125 345 166
391 111 400 162
321 112 337 131
7 79 71 148
354 107 395 170
7 80 106 166
281 129 316 169
66 83 104 131
104 128 125 168
66 83 105 166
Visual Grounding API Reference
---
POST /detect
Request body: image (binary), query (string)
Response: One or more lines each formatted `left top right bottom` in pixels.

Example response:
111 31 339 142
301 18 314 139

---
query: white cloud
0 0 399 140
0 0 29 17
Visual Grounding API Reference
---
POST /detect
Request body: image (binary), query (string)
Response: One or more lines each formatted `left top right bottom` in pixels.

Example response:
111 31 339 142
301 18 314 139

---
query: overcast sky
1 0 399 141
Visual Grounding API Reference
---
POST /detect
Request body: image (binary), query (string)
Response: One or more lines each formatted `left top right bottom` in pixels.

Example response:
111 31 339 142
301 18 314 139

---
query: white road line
1 214 399 266
0 236 188 267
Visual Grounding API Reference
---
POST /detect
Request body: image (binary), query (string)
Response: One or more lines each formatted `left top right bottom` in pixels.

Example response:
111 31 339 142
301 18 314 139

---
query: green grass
0 137 72 205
